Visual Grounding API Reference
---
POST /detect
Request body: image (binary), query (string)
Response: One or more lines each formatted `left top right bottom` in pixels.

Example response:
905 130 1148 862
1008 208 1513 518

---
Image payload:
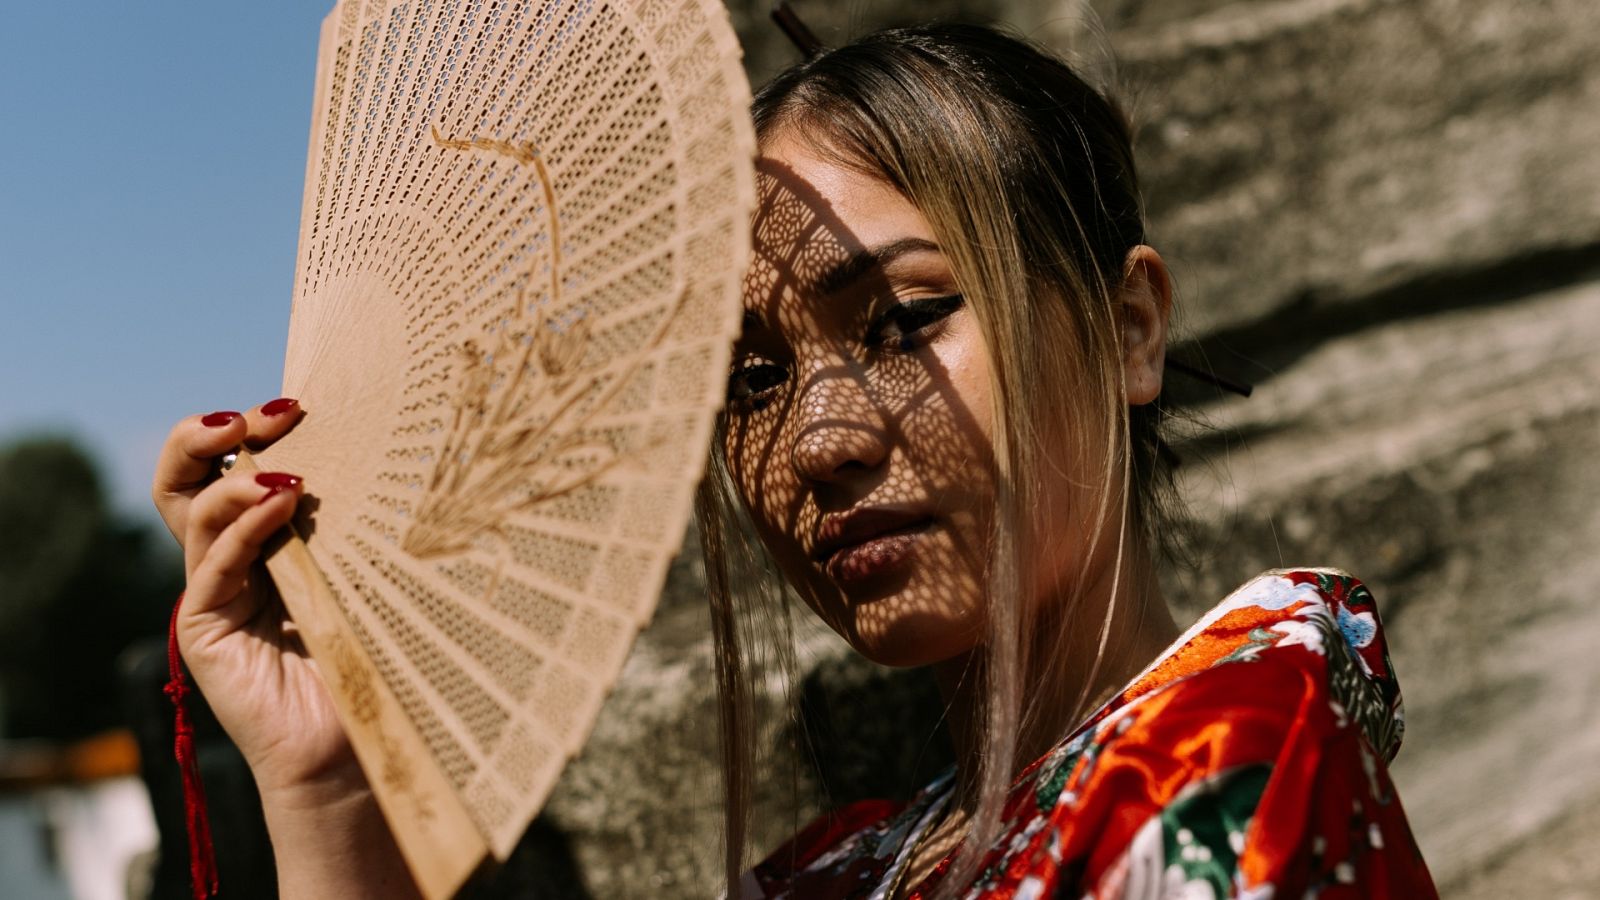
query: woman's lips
817 516 933 585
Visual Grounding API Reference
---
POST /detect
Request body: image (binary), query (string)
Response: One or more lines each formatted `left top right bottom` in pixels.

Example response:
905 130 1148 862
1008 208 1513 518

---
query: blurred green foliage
0 435 181 740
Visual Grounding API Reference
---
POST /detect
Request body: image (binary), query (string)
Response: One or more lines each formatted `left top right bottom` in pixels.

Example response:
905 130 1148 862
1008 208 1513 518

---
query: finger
184 470 305 587
242 396 305 452
180 486 305 654
182 472 303 645
153 411 249 540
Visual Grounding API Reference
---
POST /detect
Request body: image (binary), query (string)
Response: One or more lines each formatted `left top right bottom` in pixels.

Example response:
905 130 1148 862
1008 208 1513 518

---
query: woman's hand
153 399 356 796
153 400 419 898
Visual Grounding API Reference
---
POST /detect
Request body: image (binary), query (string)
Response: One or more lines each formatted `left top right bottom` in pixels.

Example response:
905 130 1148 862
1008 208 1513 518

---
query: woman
153 24 1436 899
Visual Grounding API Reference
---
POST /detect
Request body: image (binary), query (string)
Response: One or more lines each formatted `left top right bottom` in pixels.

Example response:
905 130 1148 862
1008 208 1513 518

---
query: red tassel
166 593 220 899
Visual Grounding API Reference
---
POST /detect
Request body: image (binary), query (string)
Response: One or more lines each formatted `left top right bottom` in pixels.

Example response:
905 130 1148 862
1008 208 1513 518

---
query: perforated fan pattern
255 0 753 864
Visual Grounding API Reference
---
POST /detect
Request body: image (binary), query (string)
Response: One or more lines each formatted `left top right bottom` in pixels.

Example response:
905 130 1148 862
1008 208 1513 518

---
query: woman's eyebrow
808 237 941 297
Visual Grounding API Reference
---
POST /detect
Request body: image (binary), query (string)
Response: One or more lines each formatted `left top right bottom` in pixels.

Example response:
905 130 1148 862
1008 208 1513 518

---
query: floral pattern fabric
743 569 1437 899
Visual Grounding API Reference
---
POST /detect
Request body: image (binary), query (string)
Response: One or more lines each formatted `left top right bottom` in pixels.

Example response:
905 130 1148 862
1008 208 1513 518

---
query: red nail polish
255 486 290 506
202 411 241 427
255 472 302 490
261 397 299 417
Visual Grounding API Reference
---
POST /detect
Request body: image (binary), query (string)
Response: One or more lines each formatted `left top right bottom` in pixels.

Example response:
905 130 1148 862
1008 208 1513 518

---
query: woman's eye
865 294 964 351
727 360 788 409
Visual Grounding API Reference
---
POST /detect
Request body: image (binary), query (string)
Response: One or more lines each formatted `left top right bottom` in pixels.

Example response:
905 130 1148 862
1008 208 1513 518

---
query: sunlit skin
727 136 1183 879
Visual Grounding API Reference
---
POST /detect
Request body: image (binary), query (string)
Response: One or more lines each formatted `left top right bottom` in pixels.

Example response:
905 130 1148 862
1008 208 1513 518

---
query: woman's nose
789 360 891 486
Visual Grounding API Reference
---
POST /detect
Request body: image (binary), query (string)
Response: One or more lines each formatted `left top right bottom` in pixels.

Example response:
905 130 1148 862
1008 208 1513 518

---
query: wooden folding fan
240 0 755 895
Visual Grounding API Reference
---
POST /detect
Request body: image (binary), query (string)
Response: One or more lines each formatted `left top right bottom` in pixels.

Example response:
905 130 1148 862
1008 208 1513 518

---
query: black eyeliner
865 294 965 350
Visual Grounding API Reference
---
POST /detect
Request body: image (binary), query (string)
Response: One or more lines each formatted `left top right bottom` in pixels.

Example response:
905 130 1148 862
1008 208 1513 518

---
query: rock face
503 2 1600 897
1165 276 1600 897
1088 0 1600 336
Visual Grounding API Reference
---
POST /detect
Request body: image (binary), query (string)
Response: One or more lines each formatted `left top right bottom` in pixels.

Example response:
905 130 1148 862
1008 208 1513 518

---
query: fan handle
229 452 490 899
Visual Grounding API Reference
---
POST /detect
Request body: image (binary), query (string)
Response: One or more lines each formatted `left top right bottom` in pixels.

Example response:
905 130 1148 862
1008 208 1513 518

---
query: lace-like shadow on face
727 153 997 667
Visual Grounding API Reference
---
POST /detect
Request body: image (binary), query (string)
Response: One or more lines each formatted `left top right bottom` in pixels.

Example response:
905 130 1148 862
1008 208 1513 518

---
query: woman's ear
1119 245 1173 406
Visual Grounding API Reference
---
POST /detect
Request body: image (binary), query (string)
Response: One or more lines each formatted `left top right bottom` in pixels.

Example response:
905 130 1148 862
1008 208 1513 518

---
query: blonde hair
698 24 1174 896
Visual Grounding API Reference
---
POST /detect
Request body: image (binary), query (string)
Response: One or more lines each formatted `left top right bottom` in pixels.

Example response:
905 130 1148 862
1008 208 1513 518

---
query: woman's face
723 134 998 667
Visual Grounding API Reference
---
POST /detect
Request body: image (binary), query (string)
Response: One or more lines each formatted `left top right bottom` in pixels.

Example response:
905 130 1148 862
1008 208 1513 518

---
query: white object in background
37 777 158 900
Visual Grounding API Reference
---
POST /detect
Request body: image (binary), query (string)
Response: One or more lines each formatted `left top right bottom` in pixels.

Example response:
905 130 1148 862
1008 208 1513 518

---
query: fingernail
261 397 299 417
202 411 241 427
255 472 302 490
255 486 291 506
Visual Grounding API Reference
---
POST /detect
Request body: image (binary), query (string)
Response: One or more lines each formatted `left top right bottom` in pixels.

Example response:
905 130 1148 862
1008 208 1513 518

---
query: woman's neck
930 548 1179 809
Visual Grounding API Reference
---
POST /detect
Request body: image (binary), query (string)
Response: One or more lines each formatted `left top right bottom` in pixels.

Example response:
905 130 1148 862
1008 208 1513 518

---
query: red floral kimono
742 569 1438 899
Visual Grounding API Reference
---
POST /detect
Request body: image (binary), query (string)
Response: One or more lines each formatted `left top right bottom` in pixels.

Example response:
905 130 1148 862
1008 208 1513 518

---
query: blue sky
1 2 337 521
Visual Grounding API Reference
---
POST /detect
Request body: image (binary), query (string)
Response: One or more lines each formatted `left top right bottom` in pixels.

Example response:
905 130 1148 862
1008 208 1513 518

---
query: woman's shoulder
972 566 1431 898
1110 566 1406 759
743 568 1434 899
